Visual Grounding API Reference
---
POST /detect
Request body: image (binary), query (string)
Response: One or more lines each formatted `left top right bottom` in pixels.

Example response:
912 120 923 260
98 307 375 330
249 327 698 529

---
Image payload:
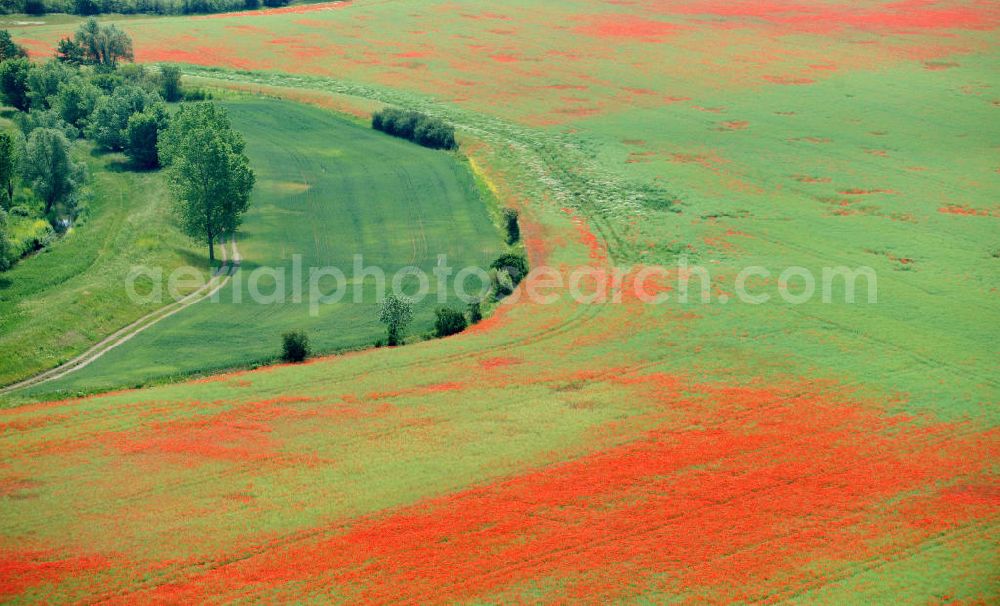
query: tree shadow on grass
174 247 207 269
88 148 160 174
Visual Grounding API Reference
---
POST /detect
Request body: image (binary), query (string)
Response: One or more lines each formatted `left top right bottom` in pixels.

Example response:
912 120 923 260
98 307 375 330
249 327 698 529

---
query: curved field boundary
0 238 241 397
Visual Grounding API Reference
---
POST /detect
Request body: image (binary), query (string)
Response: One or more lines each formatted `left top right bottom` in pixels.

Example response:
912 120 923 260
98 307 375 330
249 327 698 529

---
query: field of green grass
0 139 201 388
25 95 506 397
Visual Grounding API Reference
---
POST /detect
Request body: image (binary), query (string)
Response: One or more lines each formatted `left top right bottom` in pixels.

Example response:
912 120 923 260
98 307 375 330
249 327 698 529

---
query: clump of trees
281 331 310 363
159 102 255 263
490 252 528 298
87 85 162 151
0 23 200 274
371 108 457 150
434 306 467 338
374 250 528 348
0 0 292 17
56 18 133 68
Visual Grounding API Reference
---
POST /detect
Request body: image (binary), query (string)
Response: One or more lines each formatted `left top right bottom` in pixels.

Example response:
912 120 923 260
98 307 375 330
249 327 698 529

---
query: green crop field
24 95 506 397
1 1 997 602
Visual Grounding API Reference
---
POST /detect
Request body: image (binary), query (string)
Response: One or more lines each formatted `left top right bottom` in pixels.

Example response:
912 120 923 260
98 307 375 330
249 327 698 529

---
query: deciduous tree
22 127 83 218
66 18 134 68
54 78 101 127
378 294 414 346
0 58 31 111
125 104 169 168
0 131 20 208
159 65 183 102
160 103 254 263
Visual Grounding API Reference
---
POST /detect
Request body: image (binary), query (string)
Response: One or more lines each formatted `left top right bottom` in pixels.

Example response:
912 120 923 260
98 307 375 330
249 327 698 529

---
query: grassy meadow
0 140 202 387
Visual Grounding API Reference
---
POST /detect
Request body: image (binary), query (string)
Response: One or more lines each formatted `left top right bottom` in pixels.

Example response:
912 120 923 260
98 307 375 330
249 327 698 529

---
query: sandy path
0 237 241 396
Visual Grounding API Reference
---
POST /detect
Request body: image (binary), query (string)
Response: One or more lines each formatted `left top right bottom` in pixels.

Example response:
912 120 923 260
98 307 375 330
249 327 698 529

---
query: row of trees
278 248 530 362
371 108 457 151
0 0 291 17
373 252 527 347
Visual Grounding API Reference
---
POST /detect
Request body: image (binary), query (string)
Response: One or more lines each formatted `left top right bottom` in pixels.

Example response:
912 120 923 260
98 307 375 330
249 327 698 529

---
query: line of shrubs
1 0 293 17
279 251 529 363
371 108 457 151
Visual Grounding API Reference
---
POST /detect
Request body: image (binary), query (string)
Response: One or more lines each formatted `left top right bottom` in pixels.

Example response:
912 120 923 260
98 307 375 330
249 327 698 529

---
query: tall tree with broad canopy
22 127 83 218
57 18 133 68
159 103 254 263
0 130 20 208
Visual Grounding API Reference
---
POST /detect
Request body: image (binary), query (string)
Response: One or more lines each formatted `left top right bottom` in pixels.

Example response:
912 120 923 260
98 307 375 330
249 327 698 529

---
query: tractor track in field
749 511 999 603
0 237 241 398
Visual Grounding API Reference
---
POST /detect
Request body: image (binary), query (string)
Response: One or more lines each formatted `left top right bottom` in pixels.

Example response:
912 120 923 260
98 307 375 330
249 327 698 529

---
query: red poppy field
3 0 999 602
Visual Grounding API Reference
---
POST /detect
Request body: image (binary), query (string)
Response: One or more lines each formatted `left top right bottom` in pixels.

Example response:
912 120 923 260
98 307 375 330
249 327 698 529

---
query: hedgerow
372 108 457 150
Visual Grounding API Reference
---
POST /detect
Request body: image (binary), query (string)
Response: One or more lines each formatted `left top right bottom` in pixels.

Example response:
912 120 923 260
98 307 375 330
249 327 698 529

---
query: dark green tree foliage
378 294 414 346
502 207 520 244
281 331 310 363
490 253 529 286
372 108 457 150
467 298 483 324
491 268 515 300
27 60 75 110
160 103 255 262
4 0 280 16
125 103 168 168
55 37 86 65
14 109 78 140
159 65 183 102
0 208 12 271
54 78 101 127
0 58 31 111
88 71 123 93
0 30 27 62
86 85 160 150
434 307 468 338
61 18 134 68
0 131 19 207
22 127 82 217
